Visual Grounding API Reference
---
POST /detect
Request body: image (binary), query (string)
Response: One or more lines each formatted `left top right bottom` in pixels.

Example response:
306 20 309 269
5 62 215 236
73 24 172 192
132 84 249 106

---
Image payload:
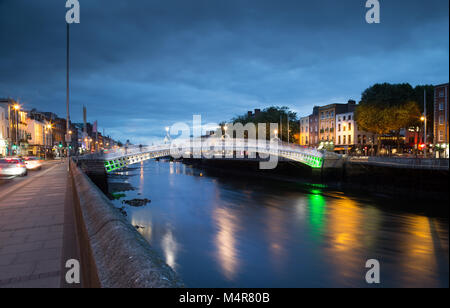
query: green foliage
361 83 416 107
358 83 425 133
358 83 424 152
231 106 299 142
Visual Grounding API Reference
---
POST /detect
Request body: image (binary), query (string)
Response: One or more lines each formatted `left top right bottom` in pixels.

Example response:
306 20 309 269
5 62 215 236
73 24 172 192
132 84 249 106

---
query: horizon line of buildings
299 83 449 156
0 98 119 158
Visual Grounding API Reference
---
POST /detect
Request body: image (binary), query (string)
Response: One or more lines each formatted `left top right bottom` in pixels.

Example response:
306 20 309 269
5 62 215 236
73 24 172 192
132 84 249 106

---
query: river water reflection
109 160 449 288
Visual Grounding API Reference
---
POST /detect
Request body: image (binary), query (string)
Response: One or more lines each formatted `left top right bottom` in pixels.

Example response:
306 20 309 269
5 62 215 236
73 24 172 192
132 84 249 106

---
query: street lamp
13 104 21 155
45 123 53 160
420 115 427 156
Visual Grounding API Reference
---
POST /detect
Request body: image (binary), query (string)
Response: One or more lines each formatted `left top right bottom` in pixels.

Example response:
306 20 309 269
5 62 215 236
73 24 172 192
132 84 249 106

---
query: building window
343 135 346 144
348 123 352 131
440 103 444 111
338 136 341 144
440 115 444 125
348 115 352 120
348 135 352 144
439 131 444 142
343 116 346 121
338 124 341 132
439 90 445 98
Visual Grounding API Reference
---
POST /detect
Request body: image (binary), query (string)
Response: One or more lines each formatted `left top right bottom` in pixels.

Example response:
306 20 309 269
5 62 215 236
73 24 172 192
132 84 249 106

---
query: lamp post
66 23 71 160
423 89 428 158
420 115 426 156
13 104 20 155
46 124 53 160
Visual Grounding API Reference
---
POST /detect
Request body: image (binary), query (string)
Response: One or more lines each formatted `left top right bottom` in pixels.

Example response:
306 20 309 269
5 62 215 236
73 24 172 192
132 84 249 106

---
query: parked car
0 158 28 177
23 157 43 170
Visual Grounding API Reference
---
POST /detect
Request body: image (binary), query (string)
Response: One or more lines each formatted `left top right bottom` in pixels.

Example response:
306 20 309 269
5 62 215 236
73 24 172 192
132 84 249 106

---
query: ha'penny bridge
79 139 345 173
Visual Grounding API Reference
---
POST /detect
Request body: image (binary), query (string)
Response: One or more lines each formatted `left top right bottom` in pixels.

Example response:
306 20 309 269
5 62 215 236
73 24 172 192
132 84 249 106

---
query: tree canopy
231 106 299 143
357 83 425 150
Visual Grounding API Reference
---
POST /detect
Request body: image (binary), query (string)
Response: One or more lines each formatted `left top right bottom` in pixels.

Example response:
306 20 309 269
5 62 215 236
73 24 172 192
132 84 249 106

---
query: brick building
434 83 448 146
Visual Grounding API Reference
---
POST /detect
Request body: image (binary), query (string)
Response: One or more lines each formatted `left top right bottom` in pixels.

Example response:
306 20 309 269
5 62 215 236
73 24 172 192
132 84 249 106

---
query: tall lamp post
65 23 72 160
423 89 427 158
420 115 426 157
13 104 20 155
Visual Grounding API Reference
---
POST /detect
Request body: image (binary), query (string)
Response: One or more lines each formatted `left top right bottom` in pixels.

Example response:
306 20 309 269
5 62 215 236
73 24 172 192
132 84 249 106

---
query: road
0 160 74 288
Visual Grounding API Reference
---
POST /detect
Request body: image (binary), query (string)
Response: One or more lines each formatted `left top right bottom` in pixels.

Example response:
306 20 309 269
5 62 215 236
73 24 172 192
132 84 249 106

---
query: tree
361 83 416 107
231 106 299 142
358 83 422 153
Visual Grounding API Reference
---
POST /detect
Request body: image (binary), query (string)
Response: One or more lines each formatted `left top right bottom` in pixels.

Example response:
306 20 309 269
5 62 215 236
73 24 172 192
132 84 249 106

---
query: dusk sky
1 0 448 144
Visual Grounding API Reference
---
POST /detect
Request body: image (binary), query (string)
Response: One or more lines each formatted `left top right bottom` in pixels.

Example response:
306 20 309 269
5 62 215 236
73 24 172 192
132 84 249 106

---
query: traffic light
59 142 63 148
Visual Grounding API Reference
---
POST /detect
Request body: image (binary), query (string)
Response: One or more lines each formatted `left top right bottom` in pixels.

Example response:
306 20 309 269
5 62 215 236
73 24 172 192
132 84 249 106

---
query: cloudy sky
0 0 448 144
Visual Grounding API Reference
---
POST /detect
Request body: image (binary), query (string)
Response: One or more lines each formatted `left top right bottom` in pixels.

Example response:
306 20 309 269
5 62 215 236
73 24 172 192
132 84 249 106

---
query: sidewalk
0 162 69 288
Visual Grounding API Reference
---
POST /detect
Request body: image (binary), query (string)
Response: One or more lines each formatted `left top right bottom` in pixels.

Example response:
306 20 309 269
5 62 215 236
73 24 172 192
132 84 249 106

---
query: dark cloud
1 0 448 144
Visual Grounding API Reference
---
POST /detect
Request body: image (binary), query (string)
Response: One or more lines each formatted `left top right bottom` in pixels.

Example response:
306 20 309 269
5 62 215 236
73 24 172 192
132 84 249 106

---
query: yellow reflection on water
324 196 381 285
397 215 440 287
213 206 240 281
139 162 145 195
162 229 179 270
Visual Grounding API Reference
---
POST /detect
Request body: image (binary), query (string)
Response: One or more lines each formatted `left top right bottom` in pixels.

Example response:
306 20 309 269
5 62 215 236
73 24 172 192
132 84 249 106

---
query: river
108 160 449 288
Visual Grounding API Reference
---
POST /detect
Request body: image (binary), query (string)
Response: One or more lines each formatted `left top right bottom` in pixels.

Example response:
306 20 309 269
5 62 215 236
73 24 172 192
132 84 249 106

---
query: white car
0 158 28 177
23 157 43 170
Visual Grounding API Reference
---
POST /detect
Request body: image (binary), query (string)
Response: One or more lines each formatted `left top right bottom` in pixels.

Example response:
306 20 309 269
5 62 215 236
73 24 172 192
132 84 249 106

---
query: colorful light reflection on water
114 160 449 288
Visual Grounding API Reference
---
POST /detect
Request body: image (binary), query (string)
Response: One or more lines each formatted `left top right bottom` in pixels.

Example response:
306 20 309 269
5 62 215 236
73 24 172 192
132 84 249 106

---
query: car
23 157 43 170
0 158 28 177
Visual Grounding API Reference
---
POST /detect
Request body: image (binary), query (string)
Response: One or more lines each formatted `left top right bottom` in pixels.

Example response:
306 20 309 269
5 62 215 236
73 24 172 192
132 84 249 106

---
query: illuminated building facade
299 116 310 146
